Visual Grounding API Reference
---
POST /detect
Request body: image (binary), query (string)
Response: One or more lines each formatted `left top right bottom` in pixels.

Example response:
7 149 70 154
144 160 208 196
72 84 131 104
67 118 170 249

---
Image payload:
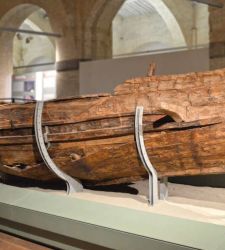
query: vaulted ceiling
117 0 155 17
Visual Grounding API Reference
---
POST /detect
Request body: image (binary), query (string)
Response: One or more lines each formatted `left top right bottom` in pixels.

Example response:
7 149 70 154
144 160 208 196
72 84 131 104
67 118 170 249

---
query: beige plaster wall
113 13 174 56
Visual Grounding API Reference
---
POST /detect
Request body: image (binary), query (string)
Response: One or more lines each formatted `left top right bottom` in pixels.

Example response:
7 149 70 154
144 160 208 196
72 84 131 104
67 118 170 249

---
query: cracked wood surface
0 68 225 185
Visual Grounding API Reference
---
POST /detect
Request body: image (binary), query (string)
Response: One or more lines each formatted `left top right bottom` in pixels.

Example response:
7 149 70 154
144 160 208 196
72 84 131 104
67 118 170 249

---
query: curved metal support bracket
34 101 83 194
135 106 159 205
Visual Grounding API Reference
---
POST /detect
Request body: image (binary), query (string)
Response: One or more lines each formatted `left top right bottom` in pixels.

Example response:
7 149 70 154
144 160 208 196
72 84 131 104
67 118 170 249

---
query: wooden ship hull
1 68 225 186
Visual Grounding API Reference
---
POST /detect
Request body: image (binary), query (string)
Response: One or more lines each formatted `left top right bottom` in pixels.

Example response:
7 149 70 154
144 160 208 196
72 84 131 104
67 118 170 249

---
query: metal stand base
34 101 83 194
135 106 168 205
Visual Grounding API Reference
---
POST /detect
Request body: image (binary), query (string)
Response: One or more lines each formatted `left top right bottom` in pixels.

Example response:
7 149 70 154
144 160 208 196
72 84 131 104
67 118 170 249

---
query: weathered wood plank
1 68 225 185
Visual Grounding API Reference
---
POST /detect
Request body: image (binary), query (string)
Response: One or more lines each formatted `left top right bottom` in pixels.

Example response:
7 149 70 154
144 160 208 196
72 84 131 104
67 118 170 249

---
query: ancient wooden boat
1 67 225 186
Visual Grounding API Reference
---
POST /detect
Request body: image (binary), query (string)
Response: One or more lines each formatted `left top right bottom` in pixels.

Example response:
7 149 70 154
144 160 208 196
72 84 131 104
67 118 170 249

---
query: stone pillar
0 33 14 100
56 59 90 98
209 0 225 69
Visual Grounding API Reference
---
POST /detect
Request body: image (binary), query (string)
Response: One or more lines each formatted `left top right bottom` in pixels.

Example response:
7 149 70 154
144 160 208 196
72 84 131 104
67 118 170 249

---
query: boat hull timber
1 68 225 186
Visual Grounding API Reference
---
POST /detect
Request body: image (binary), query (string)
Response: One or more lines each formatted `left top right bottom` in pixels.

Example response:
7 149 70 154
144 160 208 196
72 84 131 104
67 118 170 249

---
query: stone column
0 33 13 99
209 1 225 69
56 59 90 98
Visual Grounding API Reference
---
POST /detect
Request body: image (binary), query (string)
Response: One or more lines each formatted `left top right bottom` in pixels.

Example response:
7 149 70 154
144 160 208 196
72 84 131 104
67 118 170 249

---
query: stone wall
0 0 213 100
13 9 55 72
113 0 209 56
113 12 174 56
0 0 122 99
209 0 225 69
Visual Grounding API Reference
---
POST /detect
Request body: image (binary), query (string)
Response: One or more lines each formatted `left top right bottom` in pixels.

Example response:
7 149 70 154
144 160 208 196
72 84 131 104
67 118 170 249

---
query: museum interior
0 0 225 249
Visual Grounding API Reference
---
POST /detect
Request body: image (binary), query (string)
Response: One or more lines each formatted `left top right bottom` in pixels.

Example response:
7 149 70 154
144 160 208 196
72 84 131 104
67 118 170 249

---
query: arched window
112 0 208 57
0 4 56 101
13 9 55 72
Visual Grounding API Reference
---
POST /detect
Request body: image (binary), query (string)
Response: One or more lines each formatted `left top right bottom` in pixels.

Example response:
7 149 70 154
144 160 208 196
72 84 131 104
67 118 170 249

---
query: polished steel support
34 101 83 194
135 106 159 205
